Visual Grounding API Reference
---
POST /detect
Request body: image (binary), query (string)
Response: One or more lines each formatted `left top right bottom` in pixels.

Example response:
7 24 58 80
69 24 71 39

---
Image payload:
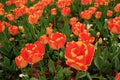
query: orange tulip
15 55 28 69
61 7 70 16
81 0 93 5
114 3 120 13
51 8 57 15
6 13 14 21
65 41 95 71
78 30 95 44
107 10 113 17
28 14 38 25
69 17 78 26
0 21 5 33
48 32 66 50
108 17 120 34
0 8 5 16
56 0 73 9
80 10 93 20
95 11 102 19
8 25 18 35
39 34 48 44
71 22 85 36
0 3 4 9
46 27 53 35
20 41 45 64
6 1 12 6
115 72 120 80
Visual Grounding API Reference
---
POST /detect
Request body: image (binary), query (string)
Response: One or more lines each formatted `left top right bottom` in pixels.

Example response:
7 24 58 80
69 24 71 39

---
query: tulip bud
98 37 103 44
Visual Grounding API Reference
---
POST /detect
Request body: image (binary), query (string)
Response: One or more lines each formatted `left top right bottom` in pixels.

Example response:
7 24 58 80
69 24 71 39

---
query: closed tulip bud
21 34 25 38
9 37 15 41
19 26 24 32
98 38 103 44
96 32 100 38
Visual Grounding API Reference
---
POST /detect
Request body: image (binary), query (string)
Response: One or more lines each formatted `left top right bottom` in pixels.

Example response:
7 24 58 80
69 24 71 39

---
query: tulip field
0 0 120 80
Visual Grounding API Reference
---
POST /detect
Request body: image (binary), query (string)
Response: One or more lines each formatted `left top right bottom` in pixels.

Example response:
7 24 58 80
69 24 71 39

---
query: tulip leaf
4 57 10 66
48 59 55 74
53 68 64 80
94 56 112 73
115 57 120 70
39 76 47 80
30 77 38 80
76 71 87 79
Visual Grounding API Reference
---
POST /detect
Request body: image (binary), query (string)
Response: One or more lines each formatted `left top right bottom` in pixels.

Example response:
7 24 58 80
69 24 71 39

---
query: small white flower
19 74 28 78
105 19 108 22
86 24 93 29
103 38 108 40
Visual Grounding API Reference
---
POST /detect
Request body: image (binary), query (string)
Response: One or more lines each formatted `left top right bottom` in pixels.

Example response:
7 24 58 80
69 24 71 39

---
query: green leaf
39 76 47 80
30 77 38 80
62 68 73 77
94 56 112 73
76 71 87 79
48 59 55 74
38 61 46 72
4 57 10 66
10 61 16 72
87 72 92 80
53 68 64 80
115 57 120 70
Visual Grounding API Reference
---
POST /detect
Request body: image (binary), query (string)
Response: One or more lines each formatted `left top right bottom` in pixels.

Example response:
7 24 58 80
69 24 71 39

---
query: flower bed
0 0 120 80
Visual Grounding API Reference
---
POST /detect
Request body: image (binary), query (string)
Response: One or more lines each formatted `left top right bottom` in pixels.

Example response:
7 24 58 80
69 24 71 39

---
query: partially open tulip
48 32 66 50
69 17 78 26
46 27 53 35
108 17 120 34
15 55 28 69
0 8 5 16
8 25 18 35
107 10 113 17
39 34 48 44
51 8 57 15
95 11 102 19
114 3 120 13
6 13 14 21
20 41 45 64
61 7 70 17
81 0 93 5
72 22 85 36
78 30 95 44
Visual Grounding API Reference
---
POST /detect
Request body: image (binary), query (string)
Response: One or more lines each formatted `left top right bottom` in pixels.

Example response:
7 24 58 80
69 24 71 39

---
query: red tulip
115 72 120 80
108 17 120 34
0 21 5 33
15 55 28 69
65 41 95 71
8 25 18 35
48 32 66 50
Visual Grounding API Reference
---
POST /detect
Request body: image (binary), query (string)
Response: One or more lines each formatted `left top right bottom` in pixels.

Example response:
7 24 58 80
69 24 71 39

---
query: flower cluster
40 26 66 50
56 0 74 16
65 17 95 71
80 7 97 20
